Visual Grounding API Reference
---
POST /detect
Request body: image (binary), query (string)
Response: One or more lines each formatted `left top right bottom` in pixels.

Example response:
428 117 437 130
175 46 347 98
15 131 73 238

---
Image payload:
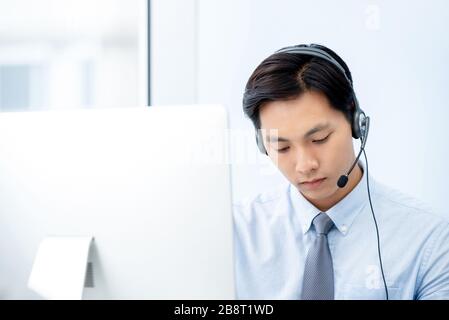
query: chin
298 184 336 201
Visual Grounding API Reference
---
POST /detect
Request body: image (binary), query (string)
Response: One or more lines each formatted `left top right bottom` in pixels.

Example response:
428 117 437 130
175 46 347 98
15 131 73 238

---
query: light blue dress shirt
233 161 449 299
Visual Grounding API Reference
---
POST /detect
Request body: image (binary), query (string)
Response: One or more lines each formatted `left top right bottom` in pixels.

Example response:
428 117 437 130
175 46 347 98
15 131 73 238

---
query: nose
294 148 319 175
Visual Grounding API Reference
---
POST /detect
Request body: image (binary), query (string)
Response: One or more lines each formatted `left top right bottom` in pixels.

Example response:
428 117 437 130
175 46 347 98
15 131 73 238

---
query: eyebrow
266 123 331 143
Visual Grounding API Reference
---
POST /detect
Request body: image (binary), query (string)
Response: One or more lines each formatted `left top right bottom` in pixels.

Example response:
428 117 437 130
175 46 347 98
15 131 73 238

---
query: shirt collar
289 160 375 236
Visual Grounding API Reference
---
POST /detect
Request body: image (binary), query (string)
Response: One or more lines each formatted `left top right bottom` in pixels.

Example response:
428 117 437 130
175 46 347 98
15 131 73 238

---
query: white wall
150 0 198 105
152 0 449 216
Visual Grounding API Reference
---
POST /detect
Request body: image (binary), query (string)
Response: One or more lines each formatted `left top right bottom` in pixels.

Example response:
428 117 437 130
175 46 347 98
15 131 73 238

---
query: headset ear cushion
352 108 361 139
352 107 367 140
256 129 268 155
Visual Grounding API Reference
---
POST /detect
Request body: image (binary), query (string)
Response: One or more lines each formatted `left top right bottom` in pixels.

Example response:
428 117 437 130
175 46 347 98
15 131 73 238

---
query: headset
254 44 389 300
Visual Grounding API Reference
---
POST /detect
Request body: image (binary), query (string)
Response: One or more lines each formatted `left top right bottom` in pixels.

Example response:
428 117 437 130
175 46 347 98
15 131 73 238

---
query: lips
299 177 327 190
301 178 326 184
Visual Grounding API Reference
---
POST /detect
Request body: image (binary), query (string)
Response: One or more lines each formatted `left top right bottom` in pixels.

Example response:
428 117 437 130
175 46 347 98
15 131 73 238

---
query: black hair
242 44 356 130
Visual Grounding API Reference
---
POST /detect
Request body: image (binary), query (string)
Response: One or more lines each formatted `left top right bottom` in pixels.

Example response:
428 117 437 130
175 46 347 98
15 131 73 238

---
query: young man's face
259 90 359 210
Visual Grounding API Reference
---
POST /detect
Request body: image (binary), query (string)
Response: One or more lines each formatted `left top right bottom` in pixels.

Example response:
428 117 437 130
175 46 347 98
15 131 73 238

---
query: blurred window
0 0 146 111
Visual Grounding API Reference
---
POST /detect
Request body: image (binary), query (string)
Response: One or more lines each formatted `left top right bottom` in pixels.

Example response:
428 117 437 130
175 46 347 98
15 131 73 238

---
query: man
233 44 449 299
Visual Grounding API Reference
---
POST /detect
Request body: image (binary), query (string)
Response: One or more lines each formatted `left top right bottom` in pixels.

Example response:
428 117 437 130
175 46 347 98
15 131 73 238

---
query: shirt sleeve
416 222 449 300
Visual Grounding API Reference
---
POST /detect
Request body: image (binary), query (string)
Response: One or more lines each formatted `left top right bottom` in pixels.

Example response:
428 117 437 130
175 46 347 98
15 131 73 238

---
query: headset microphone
337 116 370 188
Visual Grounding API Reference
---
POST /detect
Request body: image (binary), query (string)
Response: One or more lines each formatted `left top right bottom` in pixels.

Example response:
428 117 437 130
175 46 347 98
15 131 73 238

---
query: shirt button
341 224 348 233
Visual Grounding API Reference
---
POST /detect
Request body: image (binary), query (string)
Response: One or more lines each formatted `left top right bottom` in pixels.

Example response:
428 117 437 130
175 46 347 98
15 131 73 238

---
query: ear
256 129 268 155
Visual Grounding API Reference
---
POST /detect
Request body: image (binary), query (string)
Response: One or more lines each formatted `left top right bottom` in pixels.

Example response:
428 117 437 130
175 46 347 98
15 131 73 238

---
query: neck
310 163 363 212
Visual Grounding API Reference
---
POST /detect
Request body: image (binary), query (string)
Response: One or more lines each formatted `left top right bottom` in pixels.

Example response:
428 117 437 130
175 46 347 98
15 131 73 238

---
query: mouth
299 178 327 190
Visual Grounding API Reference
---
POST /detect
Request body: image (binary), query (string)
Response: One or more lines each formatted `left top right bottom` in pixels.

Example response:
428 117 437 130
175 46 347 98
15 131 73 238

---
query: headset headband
275 46 352 86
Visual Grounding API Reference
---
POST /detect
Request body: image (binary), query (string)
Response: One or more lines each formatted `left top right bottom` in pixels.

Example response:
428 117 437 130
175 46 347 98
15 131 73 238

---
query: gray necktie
301 212 335 300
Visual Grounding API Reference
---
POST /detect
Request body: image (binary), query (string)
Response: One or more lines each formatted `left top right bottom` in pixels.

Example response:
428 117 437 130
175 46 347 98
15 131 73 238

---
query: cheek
324 135 354 167
271 154 296 180
274 156 291 173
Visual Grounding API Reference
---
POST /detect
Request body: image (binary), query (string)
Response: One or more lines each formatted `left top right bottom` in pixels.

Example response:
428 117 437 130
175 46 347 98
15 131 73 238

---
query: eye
312 134 330 144
276 146 290 153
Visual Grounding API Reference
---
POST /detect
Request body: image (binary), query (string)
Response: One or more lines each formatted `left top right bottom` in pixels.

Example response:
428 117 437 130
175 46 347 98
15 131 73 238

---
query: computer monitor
0 105 235 299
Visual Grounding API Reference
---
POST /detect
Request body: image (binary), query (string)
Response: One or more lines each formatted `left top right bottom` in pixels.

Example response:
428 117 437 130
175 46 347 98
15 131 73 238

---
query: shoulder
372 179 448 226
371 179 449 263
232 182 290 224
231 182 292 262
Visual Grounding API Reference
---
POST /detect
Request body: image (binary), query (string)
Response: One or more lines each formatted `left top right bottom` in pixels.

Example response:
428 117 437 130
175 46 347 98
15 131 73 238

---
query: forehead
259 91 344 131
